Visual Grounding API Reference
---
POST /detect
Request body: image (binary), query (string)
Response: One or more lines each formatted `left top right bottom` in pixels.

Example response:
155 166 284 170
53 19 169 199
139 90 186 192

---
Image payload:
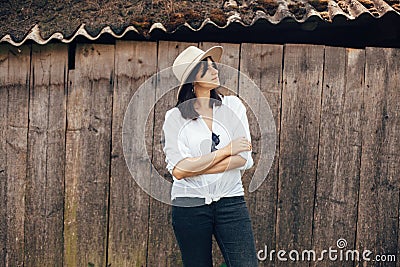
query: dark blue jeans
172 196 258 267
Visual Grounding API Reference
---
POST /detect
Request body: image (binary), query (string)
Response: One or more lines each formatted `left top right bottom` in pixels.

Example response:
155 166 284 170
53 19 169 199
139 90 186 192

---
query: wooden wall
0 41 399 267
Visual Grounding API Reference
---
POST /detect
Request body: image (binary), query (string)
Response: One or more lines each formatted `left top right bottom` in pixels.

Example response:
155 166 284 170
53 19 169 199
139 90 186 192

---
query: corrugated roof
1 0 399 46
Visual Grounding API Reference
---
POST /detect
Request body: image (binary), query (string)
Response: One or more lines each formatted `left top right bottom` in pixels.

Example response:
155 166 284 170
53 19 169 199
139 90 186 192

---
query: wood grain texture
311 47 365 266
240 43 283 266
0 44 9 267
0 41 399 266
25 43 67 267
4 44 31 267
107 40 157 267
276 44 324 266
148 41 198 267
356 47 400 267
64 44 114 267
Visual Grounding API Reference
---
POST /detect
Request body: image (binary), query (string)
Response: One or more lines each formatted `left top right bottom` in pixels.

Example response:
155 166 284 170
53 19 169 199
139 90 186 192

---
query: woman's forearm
174 155 246 179
203 155 246 174
172 148 230 179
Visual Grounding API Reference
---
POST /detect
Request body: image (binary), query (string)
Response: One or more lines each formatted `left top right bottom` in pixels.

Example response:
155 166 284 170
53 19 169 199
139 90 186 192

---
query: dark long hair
175 56 223 120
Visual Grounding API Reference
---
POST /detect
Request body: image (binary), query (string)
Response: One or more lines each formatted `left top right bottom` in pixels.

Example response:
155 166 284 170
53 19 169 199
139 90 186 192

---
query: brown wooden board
64 44 114 267
311 47 365 266
239 43 283 266
3 44 31 267
107 40 157 266
148 41 197 267
63 69 76 266
356 47 400 267
25 43 67 267
276 44 324 266
0 44 9 267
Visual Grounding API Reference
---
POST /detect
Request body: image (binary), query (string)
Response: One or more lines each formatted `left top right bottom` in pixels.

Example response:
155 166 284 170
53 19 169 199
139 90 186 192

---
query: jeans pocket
219 196 246 209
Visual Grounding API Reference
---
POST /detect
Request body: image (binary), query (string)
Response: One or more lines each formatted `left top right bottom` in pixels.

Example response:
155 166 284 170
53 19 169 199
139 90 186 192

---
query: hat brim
176 46 223 100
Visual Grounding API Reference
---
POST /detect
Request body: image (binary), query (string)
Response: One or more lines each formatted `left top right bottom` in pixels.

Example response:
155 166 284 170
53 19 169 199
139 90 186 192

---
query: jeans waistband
172 195 244 207
172 197 206 207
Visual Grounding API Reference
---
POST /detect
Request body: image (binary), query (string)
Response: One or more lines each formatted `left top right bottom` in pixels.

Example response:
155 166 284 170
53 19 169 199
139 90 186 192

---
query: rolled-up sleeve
162 109 192 175
230 97 254 171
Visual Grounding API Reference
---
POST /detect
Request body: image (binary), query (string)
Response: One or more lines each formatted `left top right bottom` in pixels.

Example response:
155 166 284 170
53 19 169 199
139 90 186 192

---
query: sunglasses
211 132 220 152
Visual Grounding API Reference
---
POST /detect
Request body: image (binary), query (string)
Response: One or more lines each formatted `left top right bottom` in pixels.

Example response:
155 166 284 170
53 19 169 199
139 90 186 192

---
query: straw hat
172 45 223 100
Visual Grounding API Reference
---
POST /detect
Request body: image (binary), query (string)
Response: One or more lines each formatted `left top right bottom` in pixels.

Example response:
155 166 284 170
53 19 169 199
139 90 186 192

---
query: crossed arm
165 97 252 180
172 148 246 180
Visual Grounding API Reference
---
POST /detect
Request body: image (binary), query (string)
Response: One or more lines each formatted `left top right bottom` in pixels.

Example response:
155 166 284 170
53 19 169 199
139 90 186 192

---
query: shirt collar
213 94 225 111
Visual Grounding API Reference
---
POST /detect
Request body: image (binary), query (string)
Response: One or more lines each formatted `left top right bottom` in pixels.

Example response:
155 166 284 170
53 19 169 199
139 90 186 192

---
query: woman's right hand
222 137 252 156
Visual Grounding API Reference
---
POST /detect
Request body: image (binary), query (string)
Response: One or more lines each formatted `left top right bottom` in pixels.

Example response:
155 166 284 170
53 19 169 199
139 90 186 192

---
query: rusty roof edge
327 0 352 20
1 5 399 47
0 23 140 46
371 0 398 16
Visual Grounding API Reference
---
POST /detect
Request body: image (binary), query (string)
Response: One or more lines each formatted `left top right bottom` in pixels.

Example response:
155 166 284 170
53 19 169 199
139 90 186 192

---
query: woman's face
194 57 220 90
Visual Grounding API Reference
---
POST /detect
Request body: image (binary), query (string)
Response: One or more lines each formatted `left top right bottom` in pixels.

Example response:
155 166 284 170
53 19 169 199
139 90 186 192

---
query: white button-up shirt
162 95 253 205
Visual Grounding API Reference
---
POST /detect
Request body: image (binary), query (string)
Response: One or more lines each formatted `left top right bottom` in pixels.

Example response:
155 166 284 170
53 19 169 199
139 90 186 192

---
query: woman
162 45 258 267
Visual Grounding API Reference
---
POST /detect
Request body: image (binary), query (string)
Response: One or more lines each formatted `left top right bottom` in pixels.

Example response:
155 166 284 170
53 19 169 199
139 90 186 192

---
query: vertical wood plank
64 69 76 266
276 44 324 266
356 47 400 266
311 47 364 266
4 44 31 267
148 41 197 266
240 43 283 266
64 44 114 267
24 44 67 267
200 41 241 266
0 44 9 267
107 40 157 266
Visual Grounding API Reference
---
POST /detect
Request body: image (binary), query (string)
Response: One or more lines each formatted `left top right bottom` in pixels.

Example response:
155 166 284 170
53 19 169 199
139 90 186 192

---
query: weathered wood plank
64 44 114 267
276 44 324 266
356 47 400 267
0 44 9 267
63 69 77 266
4 44 31 267
107 40 157 266
24 44 67 267
240 43 283 266
148 41 197 267
311 47 364 266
